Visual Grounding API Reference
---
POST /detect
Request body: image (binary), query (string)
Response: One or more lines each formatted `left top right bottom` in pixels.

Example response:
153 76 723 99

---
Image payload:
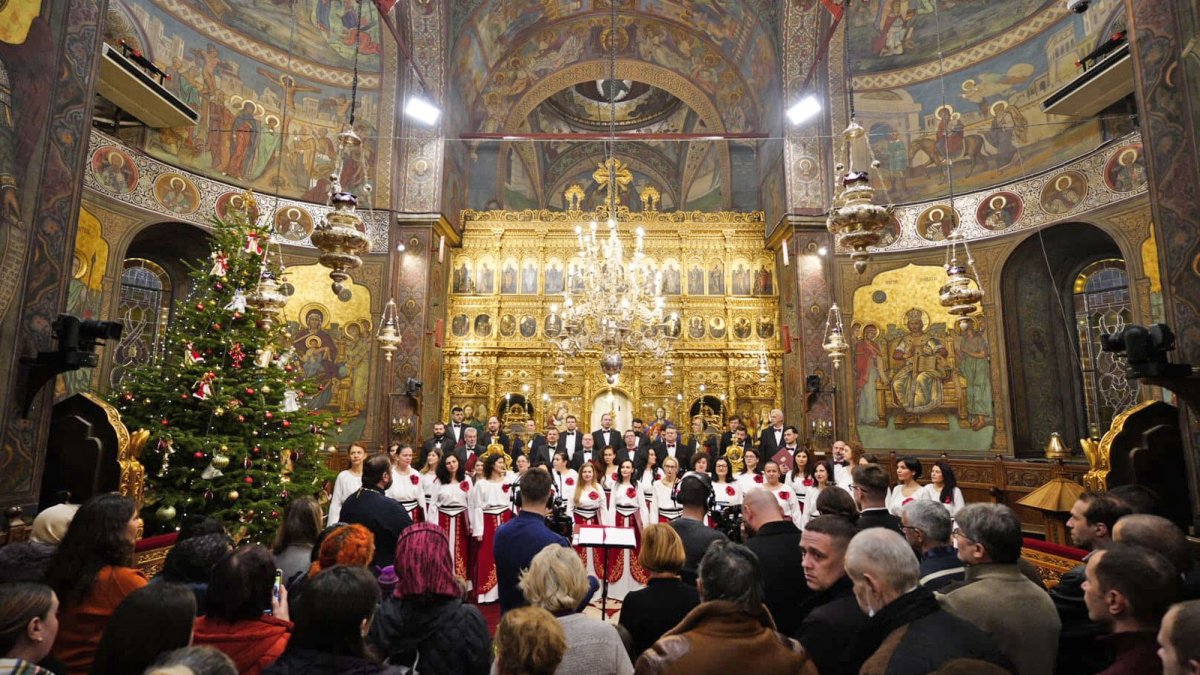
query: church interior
3 0 1200 619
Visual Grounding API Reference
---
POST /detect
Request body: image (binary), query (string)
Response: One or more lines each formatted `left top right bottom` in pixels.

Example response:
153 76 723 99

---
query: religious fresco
1040 170 1089 215
847 0 1055 72
856 6 1112 204
282 264 373 443
274 205 315 242
58 207 110 398
1103 144 1146 193
977 192 1023 231
106 1 390 205
153 173 201 215
849 264 995 452
914 205 960 242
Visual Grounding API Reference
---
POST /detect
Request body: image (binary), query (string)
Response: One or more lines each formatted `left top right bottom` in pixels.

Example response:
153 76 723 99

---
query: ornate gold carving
81 392 144 512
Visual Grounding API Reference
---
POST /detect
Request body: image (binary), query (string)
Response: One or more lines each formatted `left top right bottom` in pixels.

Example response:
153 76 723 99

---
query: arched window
1073 259 1139 435
109 258 172 388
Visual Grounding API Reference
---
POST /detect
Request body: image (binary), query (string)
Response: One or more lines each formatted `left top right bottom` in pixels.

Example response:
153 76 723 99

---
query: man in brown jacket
635 540 816 675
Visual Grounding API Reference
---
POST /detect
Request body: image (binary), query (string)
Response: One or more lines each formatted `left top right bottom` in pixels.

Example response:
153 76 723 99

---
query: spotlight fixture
404 95 441 125
787 94 822 125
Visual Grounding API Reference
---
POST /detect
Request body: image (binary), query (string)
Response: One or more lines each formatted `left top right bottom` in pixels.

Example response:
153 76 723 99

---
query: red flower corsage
943 496 952 504
565 477 575 486
502 483 511 493
626 487 638 498
611 472 618 482
589 491 600 501
780 491 791 500
410 474 420 485
725 485 736 497
803 477 814 487
754 474 764 483
459 481 470 492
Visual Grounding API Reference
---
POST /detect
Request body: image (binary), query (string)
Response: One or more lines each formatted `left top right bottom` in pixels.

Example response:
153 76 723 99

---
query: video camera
711 503 743 543
546 496 575 539
52 314 123 368
1099 323 1193 379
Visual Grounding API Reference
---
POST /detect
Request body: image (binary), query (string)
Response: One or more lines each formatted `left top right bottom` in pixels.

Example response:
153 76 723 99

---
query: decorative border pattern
83 130 391 253
866 134 1147 253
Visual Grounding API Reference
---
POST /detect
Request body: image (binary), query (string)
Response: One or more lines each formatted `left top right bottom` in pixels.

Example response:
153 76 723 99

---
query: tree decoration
109 190 334 543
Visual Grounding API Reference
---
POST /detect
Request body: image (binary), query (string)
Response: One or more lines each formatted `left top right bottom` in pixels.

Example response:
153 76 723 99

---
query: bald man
1114 514 1200 600
744 488 809 635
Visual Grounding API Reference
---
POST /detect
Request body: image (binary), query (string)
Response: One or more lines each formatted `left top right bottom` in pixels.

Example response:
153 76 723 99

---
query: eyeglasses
899 525 921 534
951 526 975 543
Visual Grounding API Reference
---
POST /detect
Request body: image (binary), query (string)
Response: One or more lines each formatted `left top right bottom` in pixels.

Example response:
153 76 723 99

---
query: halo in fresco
1040 171 1088 215
153 173 200 215
976 192 1022 231
92 146 139 194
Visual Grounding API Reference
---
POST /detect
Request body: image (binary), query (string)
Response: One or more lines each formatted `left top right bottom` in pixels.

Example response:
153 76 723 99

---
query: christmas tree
112 192 334 543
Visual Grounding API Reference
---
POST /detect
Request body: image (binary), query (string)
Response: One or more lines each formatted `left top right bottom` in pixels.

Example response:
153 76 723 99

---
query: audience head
0 541 57 583
207 544 277 621
290 565 380 659
953 503 1022 565
896 456 923 482
801 515 858 591
1068 492 1132 550
0 582 58 664
851 463 890 506
1085 544 1178 632
902 500 952 554
697 540 763 612
309 524 375 577
273 496 323 555
494 606 567 675
392 522 462 600
91 582 197 675
1114 514 1191 577
1109 484 1164 517
177 515 225 543
1158 600 1200 675
845 528 921 615
362 453 392 489
30 503 78 545
815 487 859 522
519 468 554 511
44 493 140 604
160 533 233 586
742 488 785 535
520 544 589 614
145 646 237 675
640 524 687 575
676 471 712 510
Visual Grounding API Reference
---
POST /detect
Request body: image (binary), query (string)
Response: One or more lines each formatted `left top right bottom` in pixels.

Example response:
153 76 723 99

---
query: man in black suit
570 432 599 472
719 415 743 454
794 514 870 675
557 414 583 456
655 426 694 471
511 419 542 462
454 426 482 474
591 412 620 455
743 487 810 636
422 421 452 458
757 408 786 457
481 415 509 452
527 427 558 467
852 463 903 534
448 406 468 446
339 454 413 568
630 418 651 449
618 430 640 466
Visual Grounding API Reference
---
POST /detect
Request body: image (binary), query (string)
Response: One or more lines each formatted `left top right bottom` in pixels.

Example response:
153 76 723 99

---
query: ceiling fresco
105 0 392 205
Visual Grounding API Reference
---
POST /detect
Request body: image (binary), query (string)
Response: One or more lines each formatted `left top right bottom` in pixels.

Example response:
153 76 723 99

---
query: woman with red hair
367 523 490 675
306 524 375 578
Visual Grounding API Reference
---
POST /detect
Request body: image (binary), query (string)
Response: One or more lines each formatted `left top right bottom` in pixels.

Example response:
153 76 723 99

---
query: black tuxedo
527 439 555 467
615 446 637 466
557 430 584 455
655 440 694 471
452 444 480 473
591 428 621 453
448 422 469 446
422 434 452 457
570 446 600 472
758 426 787 457
856 507 903 535
511 434 543 462
480 430 510 452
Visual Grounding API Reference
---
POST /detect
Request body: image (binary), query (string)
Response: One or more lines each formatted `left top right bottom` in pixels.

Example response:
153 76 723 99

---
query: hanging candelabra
376 298 401 361
940 230 985 327
826 120 893 273
310 128 370 298
822 303 849 369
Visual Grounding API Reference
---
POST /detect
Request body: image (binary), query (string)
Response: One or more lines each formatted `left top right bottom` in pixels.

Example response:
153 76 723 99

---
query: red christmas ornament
244 476 254 484
245 387 256 396
122 392 134 401
335 418 343 425
281 420 291 428
160 419 170 426
284 365 294 372
237 415 246 423
270 511 280 519
211 322 221 330
193 451 205 460
279 489 289 499
196 302 206 311
289 451 300 462
232 312 243 320
253 445 262 455
214 282 224 291
203 490 214 501
180 392 190 399
243 457 253 469
264 411 273 420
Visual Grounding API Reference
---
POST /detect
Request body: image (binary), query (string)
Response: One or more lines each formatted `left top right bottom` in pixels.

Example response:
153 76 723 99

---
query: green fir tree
111 192 334 543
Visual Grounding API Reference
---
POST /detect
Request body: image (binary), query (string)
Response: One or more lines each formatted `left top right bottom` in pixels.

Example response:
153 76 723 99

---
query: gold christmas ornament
211 454 231 470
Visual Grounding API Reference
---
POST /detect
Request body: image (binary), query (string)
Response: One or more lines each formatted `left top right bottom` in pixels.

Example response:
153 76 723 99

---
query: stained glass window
109 258 172 388
1073 259 1138 434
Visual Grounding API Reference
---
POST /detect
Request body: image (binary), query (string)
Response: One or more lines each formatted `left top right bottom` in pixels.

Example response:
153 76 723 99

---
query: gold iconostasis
444 183 781 437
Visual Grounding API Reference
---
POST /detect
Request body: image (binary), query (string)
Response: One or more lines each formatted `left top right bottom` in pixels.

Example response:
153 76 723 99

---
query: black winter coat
262 648 405 675
368 595 491 675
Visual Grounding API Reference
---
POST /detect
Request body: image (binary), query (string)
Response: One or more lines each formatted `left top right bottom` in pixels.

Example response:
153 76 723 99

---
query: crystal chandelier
545 0 675 385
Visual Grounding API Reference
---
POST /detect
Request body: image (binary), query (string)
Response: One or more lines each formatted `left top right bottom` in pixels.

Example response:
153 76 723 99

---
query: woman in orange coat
193 545 291 675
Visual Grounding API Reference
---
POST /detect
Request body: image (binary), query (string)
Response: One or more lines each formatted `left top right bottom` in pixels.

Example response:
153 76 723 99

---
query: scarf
853 586 940 662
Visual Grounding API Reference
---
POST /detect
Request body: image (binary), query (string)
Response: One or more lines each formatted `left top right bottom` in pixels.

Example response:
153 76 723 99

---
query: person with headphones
669 471 728 586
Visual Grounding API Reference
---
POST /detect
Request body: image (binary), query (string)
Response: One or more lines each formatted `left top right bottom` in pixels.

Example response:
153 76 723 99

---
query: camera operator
742 488 810 636
670 472 727 586
494 467 605 617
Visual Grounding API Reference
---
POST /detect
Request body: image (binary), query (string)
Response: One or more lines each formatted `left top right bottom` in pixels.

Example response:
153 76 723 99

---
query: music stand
577 524 637 619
